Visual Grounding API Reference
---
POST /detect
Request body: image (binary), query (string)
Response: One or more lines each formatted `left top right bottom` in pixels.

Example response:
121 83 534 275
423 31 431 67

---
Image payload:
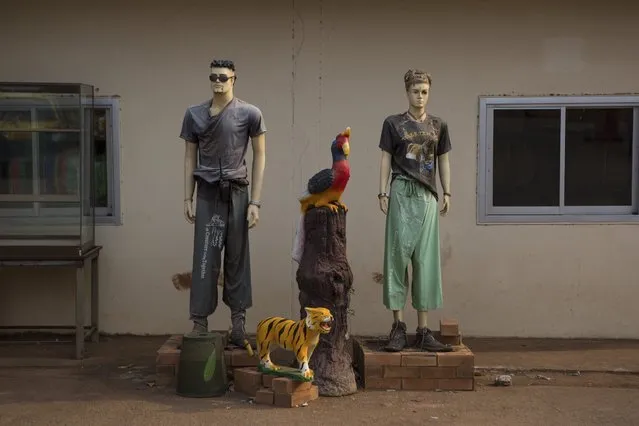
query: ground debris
494 374 512 386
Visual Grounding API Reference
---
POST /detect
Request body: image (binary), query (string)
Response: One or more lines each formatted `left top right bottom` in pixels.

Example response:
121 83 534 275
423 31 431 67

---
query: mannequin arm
438 152 451 215
438 152 450 194
250 133 266 202
379 150 392 194
184 142 197 200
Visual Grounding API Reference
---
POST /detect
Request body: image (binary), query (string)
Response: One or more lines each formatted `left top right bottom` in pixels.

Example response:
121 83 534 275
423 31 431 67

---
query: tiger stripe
255 306 334 379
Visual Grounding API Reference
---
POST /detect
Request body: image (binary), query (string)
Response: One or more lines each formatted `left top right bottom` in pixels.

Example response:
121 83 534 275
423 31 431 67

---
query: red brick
364 352 402 366
255 388 274 405
155 365 175 386
440 319 459 337
231 349 258 367
436 333 462 346
262 373 275 388
437 378 474 391
402 378 438 390
168 334 183 343
383 366 420 379
234 367 263 397
156 351 180 366
272 377 312 395
455 357 475 378
419 366 456 379
273 385 319 407
156 335 182 367
364 378 402 390
364 365 383 378
437 350 474 368
401 354 437 367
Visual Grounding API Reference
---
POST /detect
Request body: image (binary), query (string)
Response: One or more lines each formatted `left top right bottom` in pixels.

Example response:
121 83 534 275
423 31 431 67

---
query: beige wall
1 0 639 339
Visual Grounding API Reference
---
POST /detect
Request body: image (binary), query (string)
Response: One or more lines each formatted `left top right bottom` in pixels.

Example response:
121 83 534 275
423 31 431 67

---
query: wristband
378 192 389 199
249 200 261 208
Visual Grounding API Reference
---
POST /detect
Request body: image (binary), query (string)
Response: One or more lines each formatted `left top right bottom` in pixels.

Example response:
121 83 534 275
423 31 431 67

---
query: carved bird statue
298 127 351 213
292 127 351 264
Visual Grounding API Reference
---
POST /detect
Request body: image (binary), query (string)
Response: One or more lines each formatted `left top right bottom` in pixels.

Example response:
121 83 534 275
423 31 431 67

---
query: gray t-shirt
379 112 451 200
179 97 267 184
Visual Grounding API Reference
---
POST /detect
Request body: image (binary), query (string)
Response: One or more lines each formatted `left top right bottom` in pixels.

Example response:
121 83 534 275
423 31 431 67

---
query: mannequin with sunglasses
378 69 453 353
179 58 266 347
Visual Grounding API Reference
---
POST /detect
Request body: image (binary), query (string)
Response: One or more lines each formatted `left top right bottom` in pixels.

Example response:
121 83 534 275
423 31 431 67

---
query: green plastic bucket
176 331 228 397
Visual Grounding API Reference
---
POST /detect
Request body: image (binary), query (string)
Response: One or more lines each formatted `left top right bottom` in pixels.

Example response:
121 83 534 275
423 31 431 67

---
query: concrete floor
1 335 639 425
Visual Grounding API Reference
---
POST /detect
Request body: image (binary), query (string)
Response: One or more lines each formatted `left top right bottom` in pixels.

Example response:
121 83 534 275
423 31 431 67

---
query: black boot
384 320 407 352
229 309 247 347
191 316 208 333
414 327 453 352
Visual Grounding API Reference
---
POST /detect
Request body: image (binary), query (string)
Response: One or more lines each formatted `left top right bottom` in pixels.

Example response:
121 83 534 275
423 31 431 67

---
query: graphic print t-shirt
378 112 452 200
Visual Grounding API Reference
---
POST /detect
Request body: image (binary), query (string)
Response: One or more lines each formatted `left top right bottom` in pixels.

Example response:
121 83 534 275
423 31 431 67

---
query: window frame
0 96 121 226
477 95 639 224
92 97 121 226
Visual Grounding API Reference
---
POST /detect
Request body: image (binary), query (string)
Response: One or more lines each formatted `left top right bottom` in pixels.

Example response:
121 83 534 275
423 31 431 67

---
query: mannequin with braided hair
377 69 453 353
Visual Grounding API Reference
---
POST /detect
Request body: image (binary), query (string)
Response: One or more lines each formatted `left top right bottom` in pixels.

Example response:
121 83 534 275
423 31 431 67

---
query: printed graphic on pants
200 214 225 279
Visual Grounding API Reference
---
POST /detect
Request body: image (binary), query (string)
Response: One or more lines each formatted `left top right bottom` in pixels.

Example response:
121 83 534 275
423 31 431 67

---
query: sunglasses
209 73 235 83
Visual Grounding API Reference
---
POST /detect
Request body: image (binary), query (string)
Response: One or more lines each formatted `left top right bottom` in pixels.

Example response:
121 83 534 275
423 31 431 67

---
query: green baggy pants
383 175 443 312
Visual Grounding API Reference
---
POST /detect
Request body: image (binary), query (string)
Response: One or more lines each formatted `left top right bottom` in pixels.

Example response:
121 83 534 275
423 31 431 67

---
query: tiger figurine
255 306 334 380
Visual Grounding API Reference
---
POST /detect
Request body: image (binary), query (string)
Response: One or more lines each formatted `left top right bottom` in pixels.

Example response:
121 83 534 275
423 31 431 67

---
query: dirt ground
1 335 639 425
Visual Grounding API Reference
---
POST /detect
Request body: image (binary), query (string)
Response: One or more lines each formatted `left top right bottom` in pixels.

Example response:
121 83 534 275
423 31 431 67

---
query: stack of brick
155 335 181 386
353 319 475 391
155 333 258 386
234 367 320 408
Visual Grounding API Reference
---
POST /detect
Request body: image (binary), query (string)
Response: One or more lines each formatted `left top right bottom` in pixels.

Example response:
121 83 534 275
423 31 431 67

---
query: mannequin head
209 58 236 96
404 69 432 110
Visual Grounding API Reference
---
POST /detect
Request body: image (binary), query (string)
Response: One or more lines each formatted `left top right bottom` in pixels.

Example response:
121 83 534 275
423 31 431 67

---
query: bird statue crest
292 127 351 263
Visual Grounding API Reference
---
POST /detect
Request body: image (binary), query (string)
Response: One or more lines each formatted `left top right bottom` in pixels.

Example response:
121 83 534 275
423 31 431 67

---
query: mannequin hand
379 195 389 215
247 204 260 229
440 194 450 216
184 199 195 224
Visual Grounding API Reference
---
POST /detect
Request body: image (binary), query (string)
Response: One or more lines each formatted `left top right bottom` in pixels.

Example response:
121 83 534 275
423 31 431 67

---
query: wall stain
441 231 452 267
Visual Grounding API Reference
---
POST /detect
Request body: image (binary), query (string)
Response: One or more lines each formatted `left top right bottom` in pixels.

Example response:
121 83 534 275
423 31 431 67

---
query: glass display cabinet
0 82 96 257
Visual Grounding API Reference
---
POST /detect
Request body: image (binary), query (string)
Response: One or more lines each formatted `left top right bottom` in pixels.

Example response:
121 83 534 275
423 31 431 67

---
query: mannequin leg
189 182 226 332
383 179 420 352
222 182 252 347
410 189 451 352
384 265 410 353
417 311 428 329
393 310 404 322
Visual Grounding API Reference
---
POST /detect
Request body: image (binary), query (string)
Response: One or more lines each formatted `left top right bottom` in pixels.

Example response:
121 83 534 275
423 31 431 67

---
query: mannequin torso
379 112 451 201
182 97 266 185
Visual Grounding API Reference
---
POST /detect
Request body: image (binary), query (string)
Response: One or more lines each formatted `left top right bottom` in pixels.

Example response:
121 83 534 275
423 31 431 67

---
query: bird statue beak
342 141 350 157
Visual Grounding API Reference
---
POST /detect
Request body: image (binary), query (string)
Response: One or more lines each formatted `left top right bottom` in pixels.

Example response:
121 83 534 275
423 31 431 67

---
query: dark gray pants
189 179 252 321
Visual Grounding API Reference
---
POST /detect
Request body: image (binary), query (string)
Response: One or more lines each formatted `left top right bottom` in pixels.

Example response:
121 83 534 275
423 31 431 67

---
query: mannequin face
209 66 236 95
406 82 430 109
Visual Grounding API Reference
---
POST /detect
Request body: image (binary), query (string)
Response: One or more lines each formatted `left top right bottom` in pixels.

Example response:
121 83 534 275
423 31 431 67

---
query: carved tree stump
296 206 357 396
